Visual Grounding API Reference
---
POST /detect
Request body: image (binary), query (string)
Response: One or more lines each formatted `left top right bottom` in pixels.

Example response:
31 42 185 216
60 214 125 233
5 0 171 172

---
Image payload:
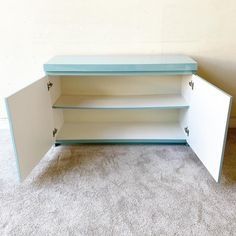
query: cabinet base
55 139 187 145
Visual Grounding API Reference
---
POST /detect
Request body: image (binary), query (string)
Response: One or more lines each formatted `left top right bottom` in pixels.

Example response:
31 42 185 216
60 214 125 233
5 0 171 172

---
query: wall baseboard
229 117 236 128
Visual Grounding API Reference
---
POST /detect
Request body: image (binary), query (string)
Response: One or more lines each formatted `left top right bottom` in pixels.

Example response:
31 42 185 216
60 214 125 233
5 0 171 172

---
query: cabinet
5 55 232 182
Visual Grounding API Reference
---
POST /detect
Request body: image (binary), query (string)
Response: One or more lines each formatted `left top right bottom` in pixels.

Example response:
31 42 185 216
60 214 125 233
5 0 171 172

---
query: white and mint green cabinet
5 55 232 182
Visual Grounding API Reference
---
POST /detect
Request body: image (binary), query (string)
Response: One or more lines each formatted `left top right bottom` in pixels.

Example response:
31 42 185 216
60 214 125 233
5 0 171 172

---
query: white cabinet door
5 77 54 181
186 75 232 182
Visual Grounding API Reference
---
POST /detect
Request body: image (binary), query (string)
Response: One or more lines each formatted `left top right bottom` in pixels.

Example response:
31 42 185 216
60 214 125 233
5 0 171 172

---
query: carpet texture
0 121 236 236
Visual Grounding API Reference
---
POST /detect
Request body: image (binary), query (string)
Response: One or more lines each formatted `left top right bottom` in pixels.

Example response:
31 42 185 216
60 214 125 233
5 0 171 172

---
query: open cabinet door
5 77 54 182
184 75 232 182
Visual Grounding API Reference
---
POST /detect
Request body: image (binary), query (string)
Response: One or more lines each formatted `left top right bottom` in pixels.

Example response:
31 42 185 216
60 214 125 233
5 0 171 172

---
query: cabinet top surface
45 55 196 65
44 54 197 75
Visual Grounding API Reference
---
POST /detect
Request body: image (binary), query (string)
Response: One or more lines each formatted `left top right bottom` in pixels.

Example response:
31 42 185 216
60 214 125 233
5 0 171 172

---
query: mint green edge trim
4 98 21 182
55 139 187 145
45 70 196 76
52 106 189 110
44 63 197 72
216 95 233 183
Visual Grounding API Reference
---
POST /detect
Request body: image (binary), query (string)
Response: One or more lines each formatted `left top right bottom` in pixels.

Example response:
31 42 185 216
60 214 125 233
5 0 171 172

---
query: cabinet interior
6 54 231 182
49 75 192 143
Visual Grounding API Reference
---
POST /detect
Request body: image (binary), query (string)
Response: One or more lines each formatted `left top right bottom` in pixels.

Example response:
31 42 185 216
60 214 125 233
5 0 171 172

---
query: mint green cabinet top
44 55 197 75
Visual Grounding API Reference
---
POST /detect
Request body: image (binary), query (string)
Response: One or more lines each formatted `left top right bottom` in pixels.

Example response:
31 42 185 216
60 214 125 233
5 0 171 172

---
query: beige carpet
1 121 236 235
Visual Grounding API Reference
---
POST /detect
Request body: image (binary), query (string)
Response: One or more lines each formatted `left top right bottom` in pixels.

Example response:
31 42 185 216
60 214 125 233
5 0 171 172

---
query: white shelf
53 94 188 109
55 122 186 143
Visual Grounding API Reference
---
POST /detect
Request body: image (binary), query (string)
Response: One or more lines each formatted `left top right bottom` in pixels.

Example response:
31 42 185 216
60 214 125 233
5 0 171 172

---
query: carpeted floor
0 120 236 236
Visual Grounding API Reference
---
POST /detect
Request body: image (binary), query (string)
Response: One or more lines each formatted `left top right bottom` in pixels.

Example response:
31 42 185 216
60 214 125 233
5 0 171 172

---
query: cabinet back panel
60 76 183 95
63 109 181 123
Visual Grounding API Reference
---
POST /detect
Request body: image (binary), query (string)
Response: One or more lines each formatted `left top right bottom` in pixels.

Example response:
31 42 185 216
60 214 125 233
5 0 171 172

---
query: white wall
1 0 236 121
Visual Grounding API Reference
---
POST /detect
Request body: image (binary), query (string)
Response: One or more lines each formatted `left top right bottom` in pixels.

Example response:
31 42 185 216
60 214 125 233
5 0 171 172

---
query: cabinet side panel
49 76 64 132
180 75 192 131
49 76 61 103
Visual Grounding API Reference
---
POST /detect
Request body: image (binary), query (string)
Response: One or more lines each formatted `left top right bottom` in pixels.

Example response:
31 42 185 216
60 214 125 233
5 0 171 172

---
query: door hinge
53 128 58 137
184 127 190 136
189 81 194 90
47 81 53 91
